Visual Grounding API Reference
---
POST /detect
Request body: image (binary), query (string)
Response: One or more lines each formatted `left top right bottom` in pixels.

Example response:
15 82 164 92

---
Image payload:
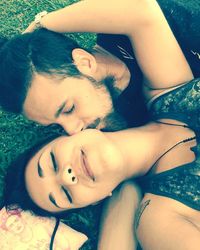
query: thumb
22 21 37 34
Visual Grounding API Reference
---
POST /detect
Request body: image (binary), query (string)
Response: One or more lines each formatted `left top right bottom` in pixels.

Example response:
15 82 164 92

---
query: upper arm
128 0 193 90
98 182 142 250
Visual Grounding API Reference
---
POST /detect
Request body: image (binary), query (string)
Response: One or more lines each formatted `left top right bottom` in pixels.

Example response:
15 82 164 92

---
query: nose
60 165 78 185
59 116 85 135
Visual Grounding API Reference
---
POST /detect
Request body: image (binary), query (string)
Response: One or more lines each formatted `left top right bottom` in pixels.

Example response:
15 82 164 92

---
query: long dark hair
3 135 73 218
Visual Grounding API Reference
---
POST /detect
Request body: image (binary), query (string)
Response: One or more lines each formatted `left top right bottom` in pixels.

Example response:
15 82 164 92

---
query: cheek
97 141 124 171
71 186 110 206
81 131 124 175
76 88 108 116
76 97 101 117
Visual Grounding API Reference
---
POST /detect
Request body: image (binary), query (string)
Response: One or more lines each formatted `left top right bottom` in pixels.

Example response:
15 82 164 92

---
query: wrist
34 11 48 29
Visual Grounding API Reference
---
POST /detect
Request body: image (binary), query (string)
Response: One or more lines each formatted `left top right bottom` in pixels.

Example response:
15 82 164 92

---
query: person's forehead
25 143 54 210
26 136 62 169
23 74 65 123
25 136 72 211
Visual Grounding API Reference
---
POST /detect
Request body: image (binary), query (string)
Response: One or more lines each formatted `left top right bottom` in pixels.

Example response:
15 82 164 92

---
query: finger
22 22 36 34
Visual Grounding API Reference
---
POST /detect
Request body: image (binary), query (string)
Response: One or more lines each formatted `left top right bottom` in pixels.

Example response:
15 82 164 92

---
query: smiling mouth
81 150 95 181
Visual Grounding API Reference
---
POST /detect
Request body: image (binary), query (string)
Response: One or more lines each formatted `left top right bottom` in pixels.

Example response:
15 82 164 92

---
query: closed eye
64 104 75 114
37 162 44 177
62 186 73 204
50 151 58 172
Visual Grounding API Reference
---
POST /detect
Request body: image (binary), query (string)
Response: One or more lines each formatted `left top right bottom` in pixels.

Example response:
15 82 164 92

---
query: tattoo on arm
135 199 151 230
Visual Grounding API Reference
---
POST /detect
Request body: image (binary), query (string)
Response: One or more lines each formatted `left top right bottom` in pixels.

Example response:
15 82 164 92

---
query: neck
93 45 131 92
105 122 170 179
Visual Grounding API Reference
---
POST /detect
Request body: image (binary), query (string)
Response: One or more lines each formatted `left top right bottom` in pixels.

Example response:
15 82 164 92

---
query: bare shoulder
136 193 200 250
136 193 200 232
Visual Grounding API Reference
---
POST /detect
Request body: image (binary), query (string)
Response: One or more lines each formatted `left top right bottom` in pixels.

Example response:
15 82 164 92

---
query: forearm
39 0 193 89
40 0 149 34
98 182 142 250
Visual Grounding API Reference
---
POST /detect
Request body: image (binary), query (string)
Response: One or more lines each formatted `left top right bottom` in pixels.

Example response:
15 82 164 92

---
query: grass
1 1 198 249
0 1 99 249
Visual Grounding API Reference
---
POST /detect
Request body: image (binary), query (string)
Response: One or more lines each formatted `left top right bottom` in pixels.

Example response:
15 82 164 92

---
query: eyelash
37 162 44 177
50 152 73 204
62 187 73 204
64 104 75 114
50 152 58 172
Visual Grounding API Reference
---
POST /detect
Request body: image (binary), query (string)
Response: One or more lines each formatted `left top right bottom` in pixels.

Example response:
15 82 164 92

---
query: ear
72 48 97 76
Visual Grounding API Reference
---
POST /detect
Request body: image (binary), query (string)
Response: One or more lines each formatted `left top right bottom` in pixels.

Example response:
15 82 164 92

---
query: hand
22 21 37 34
23 11 48 34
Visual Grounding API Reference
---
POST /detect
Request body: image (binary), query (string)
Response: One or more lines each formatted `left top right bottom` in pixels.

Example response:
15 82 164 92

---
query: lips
81 150 95 181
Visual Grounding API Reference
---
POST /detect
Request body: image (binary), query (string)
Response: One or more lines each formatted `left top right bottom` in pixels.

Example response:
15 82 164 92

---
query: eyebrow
54 101 66 118
49 193 62 208
37 153 72 208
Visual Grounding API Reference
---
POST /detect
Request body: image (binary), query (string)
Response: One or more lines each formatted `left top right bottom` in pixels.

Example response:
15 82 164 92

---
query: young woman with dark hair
1 0 200 248
4 77 200 250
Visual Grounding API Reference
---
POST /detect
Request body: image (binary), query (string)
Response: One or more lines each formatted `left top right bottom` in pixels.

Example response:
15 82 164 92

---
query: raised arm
98 181 141 250
27 0 193 89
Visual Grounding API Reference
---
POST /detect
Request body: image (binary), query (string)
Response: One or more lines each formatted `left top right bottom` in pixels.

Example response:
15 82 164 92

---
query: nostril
76 121 85 133
68 168 72 174
72 176 76 182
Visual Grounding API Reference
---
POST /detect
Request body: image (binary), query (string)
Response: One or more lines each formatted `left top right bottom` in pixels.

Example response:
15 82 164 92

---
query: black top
96 0 200 125
140 78 200 210
97 34 149 127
